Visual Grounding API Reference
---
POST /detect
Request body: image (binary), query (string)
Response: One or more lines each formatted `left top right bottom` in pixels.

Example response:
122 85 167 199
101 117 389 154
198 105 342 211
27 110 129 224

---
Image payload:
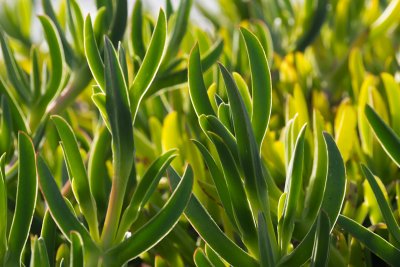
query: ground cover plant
0 0 400 266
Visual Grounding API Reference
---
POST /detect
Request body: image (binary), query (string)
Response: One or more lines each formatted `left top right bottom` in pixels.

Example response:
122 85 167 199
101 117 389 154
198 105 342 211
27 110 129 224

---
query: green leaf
233 72 252 117
70 231 83 267
34 15 65 121
40 210 57 265
104 165 193 267
279 124 307 255
6 132 37 265
301 110 328 234
116 149 178 241
30 47 41 101
84 14 105 91
310 211 331 267
0 78 29 133
258 212 276 267
51 115 99 240
88 125 111 214
294 0 328 51
365 104 400 167
208 132 258 255
199 115 239 165
188 43 215 117
37 155 92 245
101 37 134 246
338 215 400 266
361 165 400 243
217 103 233 133
205 245 226 267
42 0 76 66
130 0 145 59
0 154 6 263
66 0 84 56
162 0 192 67
192 140 236 227
168 167 258 267
130 9 167 118
30 237 50 267
320 132 346 228
146 39 223 96
219 62 278 258
277 217 318 267
0 31 30 103
218 63 265 210
240 27 272 148
108 0 127 44
194 248 213 267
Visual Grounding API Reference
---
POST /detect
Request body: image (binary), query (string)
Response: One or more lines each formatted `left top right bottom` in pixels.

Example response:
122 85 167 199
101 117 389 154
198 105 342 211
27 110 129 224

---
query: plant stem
46 64 92 115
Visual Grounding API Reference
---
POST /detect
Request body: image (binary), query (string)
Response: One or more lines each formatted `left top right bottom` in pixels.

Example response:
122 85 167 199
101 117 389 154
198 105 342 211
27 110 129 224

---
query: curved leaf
104 165 193 267
38 15 64 102
6 132 37 265
310 211 331 267
37 155 92 245
338 215 400 266
51 115 99 239
130 9 167 118
168 167 258 267
321 132 346 229
240 27 272 148
84 14 105 91
194 248 213 267
188 44 215 117
208 132 258 255
365 104 400 167
116 150 178 241
279 124 307 254
361 165 400 243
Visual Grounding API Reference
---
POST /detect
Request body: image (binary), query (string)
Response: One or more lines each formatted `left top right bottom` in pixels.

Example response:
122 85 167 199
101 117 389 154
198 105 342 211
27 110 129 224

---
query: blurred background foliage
0 0 400 266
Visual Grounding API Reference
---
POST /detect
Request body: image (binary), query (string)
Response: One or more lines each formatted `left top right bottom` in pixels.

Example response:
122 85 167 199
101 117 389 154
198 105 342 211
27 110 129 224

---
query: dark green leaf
258 212 276 267
130 0 145 59
70 231 83 267
208 132 258 255
84 14 105 91
365 104 400 167
104 165 193 267
30 237 50 267
361 165 400 243
192 140 236 227
310 211 331 267
130 9 167 118
0 31 30 103
338 215 400 266
162 0 192 66
116 150 178 241
168 167 258 267
321 132 346 228
52 115 99 239
6 132 37 265
240 27 272 148
279 124 307 255
194 248 213 267
188 43 215 117
37 155 92 245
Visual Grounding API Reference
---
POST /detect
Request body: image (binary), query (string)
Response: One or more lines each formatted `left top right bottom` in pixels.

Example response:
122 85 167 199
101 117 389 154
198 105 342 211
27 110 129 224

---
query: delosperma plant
1 0 400 266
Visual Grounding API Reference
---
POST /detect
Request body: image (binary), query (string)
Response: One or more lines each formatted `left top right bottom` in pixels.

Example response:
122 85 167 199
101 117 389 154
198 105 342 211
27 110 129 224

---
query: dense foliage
1 0 400 266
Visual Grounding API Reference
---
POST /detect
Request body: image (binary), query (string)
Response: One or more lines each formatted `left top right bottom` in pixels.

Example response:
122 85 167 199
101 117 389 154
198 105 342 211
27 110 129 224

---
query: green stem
101 166 129 248
46 64 92 115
